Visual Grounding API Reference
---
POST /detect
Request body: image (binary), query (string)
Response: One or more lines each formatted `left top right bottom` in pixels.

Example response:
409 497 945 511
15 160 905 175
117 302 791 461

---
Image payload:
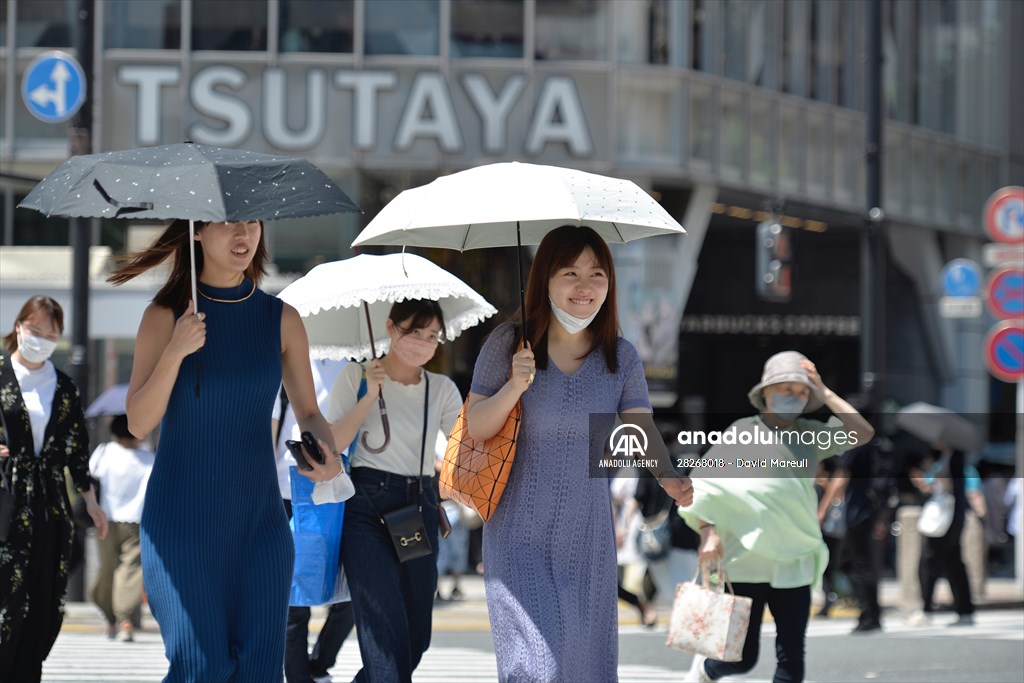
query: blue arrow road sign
21 51 86 123
942 259 982 298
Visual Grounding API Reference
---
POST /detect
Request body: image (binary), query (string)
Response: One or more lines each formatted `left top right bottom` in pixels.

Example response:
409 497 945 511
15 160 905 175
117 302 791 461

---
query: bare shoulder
279 302 308 352
137 302 175 338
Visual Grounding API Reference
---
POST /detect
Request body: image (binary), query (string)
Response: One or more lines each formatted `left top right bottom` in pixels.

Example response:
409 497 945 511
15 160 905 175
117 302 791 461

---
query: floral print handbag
666 560 753 662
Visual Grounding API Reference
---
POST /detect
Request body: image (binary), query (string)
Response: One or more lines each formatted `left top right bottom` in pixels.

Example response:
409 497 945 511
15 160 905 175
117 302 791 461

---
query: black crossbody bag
361 373 433 563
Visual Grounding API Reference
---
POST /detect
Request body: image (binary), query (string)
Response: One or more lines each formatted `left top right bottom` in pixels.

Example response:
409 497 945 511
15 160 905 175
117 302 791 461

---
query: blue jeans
341 468 439 683
703 583 811 683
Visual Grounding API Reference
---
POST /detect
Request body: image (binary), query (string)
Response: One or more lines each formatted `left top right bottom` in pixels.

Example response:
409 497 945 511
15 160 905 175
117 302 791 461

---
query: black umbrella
19 142 361 306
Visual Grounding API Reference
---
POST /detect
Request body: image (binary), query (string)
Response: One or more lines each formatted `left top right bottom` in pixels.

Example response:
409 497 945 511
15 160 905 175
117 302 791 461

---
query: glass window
535 0 608 61
934 144 955 221
617 77 678 163
689 81 715 168
104 0 181 50
778 103 803 191
279 0 353 53
884 128 906 213
806 110 828 197
365 0 438 56
810 0 836 103
1 1 8 48
909 135 932 221
451 0 523 58
833 115 856 203
749 95 773 187
16 0 77 47
721 0 747 82
748 0 775 88
192 0 267 51
838 0 862 110
719 88 744 179
782 0 809 97
691 0 717 72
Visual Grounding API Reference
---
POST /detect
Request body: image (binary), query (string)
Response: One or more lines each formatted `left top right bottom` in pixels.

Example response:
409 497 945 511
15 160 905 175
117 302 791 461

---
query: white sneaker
903 609 930 626
683 654 712 682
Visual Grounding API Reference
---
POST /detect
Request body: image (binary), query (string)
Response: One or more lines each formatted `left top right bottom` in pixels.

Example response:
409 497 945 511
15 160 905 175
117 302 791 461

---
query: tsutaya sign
113 64 596 157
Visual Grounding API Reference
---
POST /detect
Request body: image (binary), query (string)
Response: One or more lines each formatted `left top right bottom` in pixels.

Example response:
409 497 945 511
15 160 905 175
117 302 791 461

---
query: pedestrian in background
89 413 155 642
327 299 463 683
109 220 341 682
0 295 108 682
272 356 355 683
465 226 692 682
612 469 658 628
908 447 976 626
681 351 874 683
633 469 700 611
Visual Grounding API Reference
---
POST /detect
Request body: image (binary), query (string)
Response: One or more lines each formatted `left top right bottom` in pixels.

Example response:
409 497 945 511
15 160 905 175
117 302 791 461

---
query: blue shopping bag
288 464 346 606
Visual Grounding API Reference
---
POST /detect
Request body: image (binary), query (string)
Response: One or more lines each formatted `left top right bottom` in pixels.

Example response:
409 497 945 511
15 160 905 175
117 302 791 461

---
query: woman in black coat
0 295 108 683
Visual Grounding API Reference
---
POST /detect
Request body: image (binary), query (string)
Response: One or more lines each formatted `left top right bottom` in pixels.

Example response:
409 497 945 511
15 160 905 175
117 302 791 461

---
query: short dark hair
389 299 446 340
110 414 133 440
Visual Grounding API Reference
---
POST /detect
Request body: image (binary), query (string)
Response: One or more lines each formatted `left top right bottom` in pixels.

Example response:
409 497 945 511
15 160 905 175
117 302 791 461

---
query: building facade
1 0 1021 432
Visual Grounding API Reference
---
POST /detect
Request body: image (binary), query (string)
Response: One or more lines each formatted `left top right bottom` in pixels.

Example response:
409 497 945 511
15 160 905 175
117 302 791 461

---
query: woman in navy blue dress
109 220 342 682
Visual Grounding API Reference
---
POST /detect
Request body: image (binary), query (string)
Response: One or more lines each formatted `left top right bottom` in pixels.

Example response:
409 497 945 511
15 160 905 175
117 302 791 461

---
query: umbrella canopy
277 253 497 362
895 402 982 452
351 161 685 250
84 384 129 418
18 142 359 222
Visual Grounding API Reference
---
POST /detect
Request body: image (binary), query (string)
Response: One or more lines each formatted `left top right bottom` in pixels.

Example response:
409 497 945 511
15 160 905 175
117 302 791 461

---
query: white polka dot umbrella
350 161 686 334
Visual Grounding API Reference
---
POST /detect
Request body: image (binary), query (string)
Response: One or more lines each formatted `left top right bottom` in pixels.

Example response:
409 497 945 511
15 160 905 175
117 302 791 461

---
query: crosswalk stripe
43 635 686 682
45 611 1023 682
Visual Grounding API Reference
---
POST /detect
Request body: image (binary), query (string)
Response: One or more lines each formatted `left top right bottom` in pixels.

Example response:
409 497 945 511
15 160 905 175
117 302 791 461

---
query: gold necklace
198 281 256 303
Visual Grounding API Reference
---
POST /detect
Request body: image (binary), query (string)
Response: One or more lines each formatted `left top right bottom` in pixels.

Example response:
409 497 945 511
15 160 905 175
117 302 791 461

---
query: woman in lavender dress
465 226 692 682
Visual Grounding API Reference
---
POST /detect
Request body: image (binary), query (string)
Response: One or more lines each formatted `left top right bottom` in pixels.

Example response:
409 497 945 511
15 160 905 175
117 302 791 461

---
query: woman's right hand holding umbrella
509 344 535 394
364 359 387 393
167 300 206 360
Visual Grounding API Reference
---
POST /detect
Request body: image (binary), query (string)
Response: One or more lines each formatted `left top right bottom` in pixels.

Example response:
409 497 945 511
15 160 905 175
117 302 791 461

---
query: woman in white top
88 413 155 642
0 295 108 682
326 299 462 683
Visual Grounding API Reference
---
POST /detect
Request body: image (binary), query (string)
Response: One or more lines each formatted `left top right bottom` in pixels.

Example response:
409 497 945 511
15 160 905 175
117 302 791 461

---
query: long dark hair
107 219 268 311
520 225 619 373
3 296 64 354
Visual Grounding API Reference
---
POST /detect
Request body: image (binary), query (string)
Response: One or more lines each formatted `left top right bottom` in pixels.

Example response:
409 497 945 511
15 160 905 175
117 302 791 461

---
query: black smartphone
300 431 326 465
285 439 314 471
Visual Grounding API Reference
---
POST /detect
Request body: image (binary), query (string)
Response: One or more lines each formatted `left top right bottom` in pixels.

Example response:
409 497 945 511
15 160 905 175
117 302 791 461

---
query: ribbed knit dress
141 281 294 683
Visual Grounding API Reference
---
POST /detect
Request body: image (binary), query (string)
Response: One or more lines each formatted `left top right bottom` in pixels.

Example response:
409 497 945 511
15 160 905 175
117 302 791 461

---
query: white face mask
549 299 599 335
17 328 58 364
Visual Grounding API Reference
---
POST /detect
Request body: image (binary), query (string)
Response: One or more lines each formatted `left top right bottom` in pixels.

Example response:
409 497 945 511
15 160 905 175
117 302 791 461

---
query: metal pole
66 0 95 604
861 0 885 409
68 0 94 397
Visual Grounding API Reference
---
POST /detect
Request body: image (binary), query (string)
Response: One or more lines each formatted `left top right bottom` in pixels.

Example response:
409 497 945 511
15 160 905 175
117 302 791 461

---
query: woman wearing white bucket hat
680 351 874 683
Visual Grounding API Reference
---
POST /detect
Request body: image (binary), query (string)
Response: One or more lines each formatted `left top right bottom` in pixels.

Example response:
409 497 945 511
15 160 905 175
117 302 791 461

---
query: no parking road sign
984 322 1024 383
984 186 1024 245
21 51 86 123
986 268 1024 320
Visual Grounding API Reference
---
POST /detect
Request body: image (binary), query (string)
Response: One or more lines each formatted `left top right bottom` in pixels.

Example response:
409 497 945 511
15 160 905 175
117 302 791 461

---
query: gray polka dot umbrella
18 141 361 305
350 161 686 336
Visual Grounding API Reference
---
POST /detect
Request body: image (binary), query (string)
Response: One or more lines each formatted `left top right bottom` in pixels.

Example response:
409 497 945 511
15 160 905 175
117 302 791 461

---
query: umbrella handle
360 391 391 454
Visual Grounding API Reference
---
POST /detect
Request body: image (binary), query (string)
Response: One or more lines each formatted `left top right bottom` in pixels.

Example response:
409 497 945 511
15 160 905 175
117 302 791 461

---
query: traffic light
756 221 792 302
